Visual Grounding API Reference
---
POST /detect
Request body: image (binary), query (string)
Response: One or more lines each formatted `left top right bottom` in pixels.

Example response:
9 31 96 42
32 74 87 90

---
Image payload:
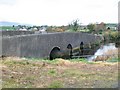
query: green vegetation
1 57 118 88
48 81 63 88
48 69 57 76
103 30 119 42
69 19 80 31
78 29 90 32
87 23 95 33
24 56 119 64
65 29 90 33
0 26 16 30
106 57 120 62
69 58 95 64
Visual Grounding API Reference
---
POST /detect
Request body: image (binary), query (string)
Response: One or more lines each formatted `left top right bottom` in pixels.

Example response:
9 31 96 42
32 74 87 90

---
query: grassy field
65 29 90 33
1 57 119 88
0 26 15 30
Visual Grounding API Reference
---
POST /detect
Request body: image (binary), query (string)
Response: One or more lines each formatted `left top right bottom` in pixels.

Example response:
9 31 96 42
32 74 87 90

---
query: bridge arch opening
80 42 84 55
67 44 73 59
49 47 61 60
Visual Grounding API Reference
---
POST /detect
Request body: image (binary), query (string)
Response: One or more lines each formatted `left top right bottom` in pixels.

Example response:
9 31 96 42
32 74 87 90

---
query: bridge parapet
1 30 35 37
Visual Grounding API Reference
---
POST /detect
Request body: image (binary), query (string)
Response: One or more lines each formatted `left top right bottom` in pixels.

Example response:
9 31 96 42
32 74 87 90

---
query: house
93 22 118 32
94 22 106 31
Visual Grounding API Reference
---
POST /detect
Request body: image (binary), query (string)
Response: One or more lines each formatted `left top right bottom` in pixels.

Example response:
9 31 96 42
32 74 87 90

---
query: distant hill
0 21 32 26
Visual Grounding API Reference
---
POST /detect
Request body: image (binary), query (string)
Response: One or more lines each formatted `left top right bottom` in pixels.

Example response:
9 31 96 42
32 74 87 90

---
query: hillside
0 21 32 26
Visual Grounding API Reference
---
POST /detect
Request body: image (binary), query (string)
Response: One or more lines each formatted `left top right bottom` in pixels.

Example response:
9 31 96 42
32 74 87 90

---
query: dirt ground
1 57 119 88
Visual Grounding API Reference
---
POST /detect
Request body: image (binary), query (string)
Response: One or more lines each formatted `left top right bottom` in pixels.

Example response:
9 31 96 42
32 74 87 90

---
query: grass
65 29 90 33
70 58 95 64
48 69 57 76
0 26 16 30
1 57 119 88
47 81 63 88
106 57 120 62
78 29 90 32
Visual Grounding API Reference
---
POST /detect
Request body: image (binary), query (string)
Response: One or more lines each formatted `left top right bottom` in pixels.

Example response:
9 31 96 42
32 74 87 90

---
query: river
87 43 118 61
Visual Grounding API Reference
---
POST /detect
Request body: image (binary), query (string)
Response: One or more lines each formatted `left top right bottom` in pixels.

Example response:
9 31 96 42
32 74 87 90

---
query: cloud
0 0 17 6
0 0 119 25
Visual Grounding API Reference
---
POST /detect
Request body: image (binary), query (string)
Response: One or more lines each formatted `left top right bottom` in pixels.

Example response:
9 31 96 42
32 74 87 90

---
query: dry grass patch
1 57 118 88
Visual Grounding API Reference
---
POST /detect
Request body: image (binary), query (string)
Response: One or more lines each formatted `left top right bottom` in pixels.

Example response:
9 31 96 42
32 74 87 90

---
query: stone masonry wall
2 32 101 58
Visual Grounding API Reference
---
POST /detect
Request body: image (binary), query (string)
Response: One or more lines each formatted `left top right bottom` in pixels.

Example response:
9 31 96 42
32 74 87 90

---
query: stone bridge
1 31 102 59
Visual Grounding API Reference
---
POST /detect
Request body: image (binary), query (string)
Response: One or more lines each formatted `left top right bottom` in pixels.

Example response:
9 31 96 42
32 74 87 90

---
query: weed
106 57 119 62
25 76 35 81
2 79 19 88
48 69 57 76
48 81 63 88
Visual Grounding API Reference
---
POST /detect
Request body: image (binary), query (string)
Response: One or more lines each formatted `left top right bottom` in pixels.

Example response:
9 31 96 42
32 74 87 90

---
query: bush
103 31 118 42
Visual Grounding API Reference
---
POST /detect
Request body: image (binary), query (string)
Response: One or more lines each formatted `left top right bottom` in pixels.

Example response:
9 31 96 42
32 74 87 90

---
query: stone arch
67 44 73 59
80 41 84 55
67 44 72 49
49 46 61 60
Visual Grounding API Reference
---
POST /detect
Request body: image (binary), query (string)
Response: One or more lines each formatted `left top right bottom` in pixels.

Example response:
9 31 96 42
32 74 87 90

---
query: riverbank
1 57 119 88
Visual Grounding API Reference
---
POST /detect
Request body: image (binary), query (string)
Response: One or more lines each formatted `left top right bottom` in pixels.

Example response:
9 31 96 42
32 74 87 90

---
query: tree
70 19 80 31
87 23 95 33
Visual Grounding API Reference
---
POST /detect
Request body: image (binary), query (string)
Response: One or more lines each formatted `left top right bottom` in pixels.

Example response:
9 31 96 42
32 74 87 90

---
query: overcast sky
0 0 119 26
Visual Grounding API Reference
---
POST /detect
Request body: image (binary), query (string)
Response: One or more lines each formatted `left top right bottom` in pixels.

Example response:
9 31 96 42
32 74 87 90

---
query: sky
0 0 119 26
